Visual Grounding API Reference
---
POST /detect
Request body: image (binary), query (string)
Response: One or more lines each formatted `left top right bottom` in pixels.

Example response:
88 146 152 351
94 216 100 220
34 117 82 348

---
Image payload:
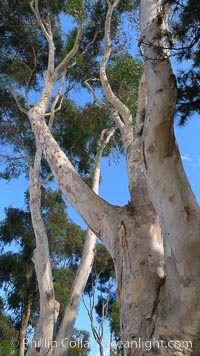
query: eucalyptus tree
1 0 200 356
0 296 18 356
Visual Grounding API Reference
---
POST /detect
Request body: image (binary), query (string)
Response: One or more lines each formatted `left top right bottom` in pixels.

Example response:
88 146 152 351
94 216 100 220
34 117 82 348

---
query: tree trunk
19 297 32 356
140 0 200 354
26 148 57 356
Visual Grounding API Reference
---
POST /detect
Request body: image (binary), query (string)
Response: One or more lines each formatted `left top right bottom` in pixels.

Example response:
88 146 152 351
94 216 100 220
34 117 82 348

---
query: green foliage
167 0 200 124
176 69 200 126
85 244 115 295
68 329 90 356
39 188 86 263
0 341 17 356
109 301 120 340
107 53 143 119
53 98 124 184
0 207 38 333
0 297 18 356
65 0 85 22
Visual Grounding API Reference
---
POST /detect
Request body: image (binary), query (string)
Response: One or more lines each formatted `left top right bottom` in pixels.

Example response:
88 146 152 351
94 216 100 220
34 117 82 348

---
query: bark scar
142 141 147 171
150 276 166 338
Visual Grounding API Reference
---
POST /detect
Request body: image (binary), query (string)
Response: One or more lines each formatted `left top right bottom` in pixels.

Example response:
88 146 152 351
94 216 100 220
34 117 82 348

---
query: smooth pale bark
26 148 57 356
141 0 200 354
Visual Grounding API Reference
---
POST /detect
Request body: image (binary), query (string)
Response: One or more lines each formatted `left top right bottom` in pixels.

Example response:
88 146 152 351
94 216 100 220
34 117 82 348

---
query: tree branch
69 29 99 68
84 78 124 132
29 106 118 242
25 47 37 109
30 0 52 42
0 153 25 161
48 70 67 129
10 88 27 115
30 0 55 74
54 23 83 76
100 0 133 149
8 134 32 169
84 78 105 107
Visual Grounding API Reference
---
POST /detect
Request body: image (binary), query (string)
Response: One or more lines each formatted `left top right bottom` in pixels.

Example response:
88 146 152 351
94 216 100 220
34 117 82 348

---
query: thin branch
83 78 124 132
54 22 83 76
8 134 32 169
100 0 132 128
0 154 26 161
82 293 99 342
30 1 55 74
98 127 116 153
10 88 27 114
69 29 99 68
84 79 105 107
30 0 51 42
48 70 67 129
110 108 124 131
82 29 99 56
25 47 37 108
45 79 75 118
41 173 53 186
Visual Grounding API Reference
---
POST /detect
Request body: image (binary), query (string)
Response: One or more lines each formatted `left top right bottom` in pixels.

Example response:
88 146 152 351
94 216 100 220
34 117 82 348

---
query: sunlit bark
141 0 200 354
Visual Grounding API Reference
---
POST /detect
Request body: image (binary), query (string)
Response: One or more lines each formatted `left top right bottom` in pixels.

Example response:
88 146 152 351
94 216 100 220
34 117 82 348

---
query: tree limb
54 23 83 76
25 47 37 109
100 0 134 149
30 0 52 42
10 88 27 115
84 78 105 107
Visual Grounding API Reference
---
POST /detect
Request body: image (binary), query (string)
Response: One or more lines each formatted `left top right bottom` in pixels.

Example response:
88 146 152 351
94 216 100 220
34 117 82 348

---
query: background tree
0 296 18 356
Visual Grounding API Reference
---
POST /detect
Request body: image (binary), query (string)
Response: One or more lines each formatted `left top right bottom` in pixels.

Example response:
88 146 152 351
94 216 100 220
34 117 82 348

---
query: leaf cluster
107 53 143 119
168 0 200 124
0 296 18 356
